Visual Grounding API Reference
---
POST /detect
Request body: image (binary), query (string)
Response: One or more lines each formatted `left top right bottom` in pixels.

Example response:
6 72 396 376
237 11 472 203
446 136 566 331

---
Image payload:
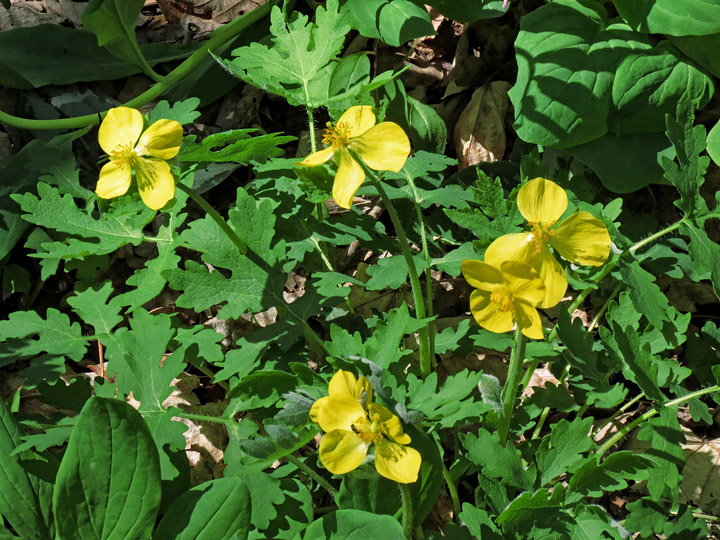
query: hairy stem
596 385 720 456
372 178 432 379
399 483 414 539
498 328 527 447
286 454 338 499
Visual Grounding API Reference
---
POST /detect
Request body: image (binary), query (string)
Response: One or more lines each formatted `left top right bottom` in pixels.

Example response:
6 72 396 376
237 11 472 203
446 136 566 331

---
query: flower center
490 286 514 312
528 222 550 253
321 121 352 149
352 413 385 444
110 144 141 166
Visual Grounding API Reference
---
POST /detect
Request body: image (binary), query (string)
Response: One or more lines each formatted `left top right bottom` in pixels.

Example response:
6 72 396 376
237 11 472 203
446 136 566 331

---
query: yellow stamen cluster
529 223 550 252
321 121 352 149
490 287 514 312
352 413 386 444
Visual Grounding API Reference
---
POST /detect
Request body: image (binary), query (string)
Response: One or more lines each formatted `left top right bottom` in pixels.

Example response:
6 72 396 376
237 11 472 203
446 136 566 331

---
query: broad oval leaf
0 399 52 540
610 41 713 134
151 477 252 540
296 509 405 540
613 0 720 36
52 397 161 540
509 0 649 148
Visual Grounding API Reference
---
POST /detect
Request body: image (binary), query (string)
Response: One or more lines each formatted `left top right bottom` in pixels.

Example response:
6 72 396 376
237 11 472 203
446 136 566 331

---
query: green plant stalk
441 462 461 519
176 183 247 254
517 217 687 397
177 182 330 357
497 328 527 447
286 454 338 499
370 177 432 379
530 281 624 439
406 176 436 361
399 483 414 539
592 392 645 437
595 385 720 456
0 1 277 131
176 411 239 426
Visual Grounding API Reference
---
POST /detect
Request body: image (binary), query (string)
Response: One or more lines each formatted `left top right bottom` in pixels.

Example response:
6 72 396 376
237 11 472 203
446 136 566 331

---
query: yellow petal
484 232 536 268
514 299 544 340
310 394 364 433
368 403 411 445
136 119 183 160
499 260 545 307
550 211 611 266
328 370 359 397
134 158 175 210
461 260 504 292
533 246 568 308
469 288 515 334
319 429 368 474
98 107 144 156
374 440 422 484
517 177 567 226
296 147 335 167
337 106 376 137
349 122 411 172
332 149 365 209
96 159 132 199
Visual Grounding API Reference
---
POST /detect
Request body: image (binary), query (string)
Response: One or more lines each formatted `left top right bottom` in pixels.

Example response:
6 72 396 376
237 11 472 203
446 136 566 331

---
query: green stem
592 392 645 437
531 281 624 440
0 2 276 131
399 483 414 539
286 454 338 499
176 183 247 254
307 106 318 154
371 178 432 379
194 361 230 391
406 176 435 364
177 182 329 357
498 328 527 447
518 217 687 397
441 463 461 519
596 385 720 456
175 412 239 426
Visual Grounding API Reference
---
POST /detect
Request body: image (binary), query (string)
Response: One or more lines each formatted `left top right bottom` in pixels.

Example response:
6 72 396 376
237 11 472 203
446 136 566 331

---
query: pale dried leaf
453 81 511 169
1 1 65 30
680 430 720 513
156 0 265 35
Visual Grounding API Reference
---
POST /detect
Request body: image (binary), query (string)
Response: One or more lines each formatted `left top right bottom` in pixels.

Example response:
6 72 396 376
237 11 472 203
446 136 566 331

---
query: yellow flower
296 106 411 209
96 107 183 210
461 259 546 340
485 177 611 308
310 370 421 484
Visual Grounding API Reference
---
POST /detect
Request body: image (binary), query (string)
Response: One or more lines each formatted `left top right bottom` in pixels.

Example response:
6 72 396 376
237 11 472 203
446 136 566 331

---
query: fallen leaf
453 81 511 168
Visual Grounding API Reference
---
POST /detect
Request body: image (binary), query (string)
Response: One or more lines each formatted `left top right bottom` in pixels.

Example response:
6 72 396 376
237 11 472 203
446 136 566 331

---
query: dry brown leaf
680 430 720 514
156 0 265 35
453 81 511 169
1 1 65 30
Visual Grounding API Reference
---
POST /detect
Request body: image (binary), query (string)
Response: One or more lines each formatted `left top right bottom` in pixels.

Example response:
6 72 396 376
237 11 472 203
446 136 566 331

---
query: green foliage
221 0 351 108
53 397 162 540
81 0 151 71
2 0 720 538
0 399 52 540
613 0 720 36
510 0 713 192
298 510 405 539
152 478 252 539
345 0 435 47
0 25 196 89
